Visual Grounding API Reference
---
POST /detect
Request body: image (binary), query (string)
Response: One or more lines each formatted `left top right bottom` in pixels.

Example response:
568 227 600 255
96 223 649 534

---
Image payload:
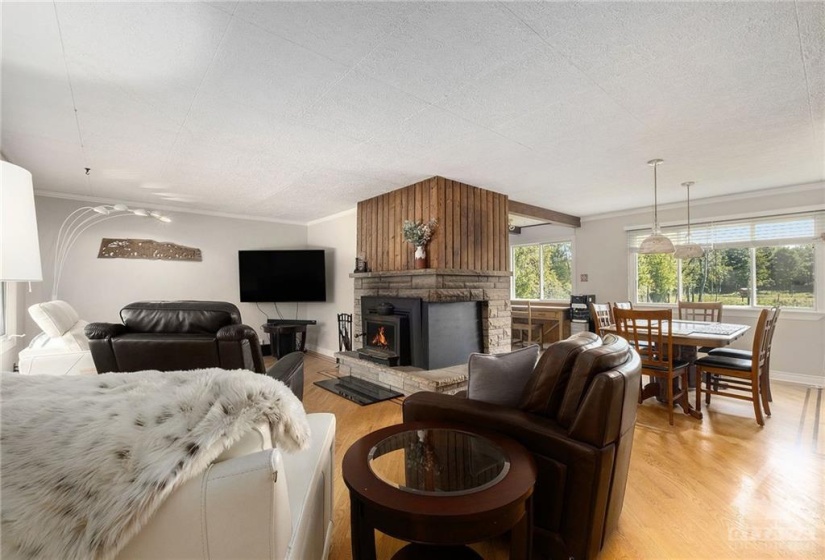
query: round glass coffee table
343 421 537 560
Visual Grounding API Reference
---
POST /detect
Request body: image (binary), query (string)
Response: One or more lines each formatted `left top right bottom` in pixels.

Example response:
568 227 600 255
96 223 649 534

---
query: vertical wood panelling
437 177 447 270
479 190 492 270
444 179 453 269
460 183 469 269
390 190 404 270
356 201 363 258
492 194 500 270
500 191 509 270
484 191 496 270
355 176 508 272
473 187 482 270
408 185 416 269
453 180 461 268
376 194 383 270
429 178 439 268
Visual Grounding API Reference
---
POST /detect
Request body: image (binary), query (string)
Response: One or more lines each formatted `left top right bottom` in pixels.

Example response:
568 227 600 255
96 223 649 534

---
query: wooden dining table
602 319 751 420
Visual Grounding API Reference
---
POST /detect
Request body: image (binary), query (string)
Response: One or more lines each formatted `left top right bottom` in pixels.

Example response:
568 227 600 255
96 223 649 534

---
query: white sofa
18 300 96 376
117 413 337 560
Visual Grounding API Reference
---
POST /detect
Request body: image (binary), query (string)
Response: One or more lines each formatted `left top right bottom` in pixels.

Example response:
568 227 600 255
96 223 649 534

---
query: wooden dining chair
614 308 692 425
678 301 723 322
678 301 723 353
589 302 612 337
694 307 776 426
705 306 781 402
511 301 543 349
609 301 633 324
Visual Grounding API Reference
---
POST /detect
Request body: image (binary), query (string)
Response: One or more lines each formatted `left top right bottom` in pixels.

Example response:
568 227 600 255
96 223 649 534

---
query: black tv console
262 319 317 358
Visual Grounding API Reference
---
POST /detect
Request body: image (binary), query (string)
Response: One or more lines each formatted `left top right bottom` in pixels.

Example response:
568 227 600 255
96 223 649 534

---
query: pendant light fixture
673 181 704 259
639 159 675 254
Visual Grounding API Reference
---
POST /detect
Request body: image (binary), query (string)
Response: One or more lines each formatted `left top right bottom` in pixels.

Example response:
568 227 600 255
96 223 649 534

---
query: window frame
627 209 825 315
511 238 576 302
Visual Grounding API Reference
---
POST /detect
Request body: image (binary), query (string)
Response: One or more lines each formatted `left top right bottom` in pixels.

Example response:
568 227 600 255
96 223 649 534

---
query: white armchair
17 300 96 376
117 413 336 560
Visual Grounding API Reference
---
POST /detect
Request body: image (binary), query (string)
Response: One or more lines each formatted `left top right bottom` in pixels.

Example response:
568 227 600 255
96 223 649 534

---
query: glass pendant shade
639 159 674 254
673 181 704 259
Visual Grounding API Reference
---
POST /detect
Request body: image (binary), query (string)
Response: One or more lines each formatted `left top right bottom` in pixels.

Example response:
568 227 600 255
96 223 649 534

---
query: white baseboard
306 345 338 360
772 370 825 387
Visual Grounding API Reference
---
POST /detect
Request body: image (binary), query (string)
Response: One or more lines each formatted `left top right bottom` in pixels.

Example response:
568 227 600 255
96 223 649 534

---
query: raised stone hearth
336 351 468 396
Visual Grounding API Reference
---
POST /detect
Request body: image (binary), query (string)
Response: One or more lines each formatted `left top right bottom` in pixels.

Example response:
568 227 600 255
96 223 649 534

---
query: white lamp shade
638 232 675 254
1 161 42 281
673 243 704 259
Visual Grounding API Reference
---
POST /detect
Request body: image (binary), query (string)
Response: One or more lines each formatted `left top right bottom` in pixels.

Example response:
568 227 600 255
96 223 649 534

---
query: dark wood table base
641 380 703 420
344 422 537 560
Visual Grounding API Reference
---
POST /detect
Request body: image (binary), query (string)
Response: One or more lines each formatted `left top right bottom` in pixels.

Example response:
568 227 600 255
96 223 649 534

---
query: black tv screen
239 250 327 302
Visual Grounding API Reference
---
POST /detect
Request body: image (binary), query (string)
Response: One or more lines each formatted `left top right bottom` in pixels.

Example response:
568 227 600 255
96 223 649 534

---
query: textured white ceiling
1 1 823 223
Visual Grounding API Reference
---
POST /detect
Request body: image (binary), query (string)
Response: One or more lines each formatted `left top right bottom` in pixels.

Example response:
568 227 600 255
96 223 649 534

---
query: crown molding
582 181 825 223
34 190 308 226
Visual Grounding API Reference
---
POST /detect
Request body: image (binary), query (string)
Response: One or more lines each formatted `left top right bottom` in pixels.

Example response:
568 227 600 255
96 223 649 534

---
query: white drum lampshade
1 161 43 282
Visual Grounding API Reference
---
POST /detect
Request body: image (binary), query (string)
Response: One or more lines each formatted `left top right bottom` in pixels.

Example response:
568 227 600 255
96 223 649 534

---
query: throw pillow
467 344 540 407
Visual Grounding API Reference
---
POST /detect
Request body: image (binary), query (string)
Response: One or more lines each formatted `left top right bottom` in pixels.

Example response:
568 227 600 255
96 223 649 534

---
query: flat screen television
239 250 327 302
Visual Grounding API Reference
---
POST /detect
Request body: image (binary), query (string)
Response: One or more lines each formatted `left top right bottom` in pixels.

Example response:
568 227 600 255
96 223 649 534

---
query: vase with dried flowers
402 218 437 269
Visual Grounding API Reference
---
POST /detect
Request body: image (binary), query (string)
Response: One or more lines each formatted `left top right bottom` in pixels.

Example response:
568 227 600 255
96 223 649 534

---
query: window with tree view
630 212 822 309
513 241 572 300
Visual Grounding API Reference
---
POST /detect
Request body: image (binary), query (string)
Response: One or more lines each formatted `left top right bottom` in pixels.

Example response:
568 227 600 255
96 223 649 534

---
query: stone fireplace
336 176 512 395
353 270 511 360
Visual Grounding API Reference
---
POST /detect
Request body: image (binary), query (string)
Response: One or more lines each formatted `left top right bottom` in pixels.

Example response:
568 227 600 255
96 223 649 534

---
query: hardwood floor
295 353 825 559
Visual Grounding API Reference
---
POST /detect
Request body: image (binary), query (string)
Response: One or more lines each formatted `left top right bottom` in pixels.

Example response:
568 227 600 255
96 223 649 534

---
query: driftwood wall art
97 238 202 261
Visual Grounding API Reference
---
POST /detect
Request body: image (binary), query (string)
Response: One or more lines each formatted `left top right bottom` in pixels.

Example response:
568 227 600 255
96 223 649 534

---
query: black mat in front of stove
314 375 403 406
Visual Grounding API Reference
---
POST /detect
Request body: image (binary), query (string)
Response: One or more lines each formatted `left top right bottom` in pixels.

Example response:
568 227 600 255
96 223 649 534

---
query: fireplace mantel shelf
350 268 512 279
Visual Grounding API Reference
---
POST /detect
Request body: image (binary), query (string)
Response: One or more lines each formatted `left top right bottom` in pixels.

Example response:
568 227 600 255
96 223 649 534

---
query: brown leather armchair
403 333 641 560
85 301 265 374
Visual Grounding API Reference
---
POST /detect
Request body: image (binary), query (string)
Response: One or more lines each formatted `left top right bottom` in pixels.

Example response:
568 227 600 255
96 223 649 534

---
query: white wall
515 183 825 382
25 196 309 347
305 209 357 357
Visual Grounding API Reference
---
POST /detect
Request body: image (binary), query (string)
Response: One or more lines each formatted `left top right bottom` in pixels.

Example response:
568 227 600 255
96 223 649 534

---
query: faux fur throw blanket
1 368 310 560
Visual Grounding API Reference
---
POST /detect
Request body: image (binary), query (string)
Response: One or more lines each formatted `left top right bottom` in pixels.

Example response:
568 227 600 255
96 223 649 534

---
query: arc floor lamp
51 204 171 300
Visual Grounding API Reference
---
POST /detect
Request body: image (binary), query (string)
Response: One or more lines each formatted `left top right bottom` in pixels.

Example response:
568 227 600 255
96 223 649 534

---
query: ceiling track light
638 159 675 255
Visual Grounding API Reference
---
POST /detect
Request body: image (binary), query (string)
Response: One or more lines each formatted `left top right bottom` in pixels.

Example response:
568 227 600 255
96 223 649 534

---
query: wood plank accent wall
356 176 509 272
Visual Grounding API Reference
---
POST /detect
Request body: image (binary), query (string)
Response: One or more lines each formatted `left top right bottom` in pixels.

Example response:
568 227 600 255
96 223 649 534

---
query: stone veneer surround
351 269 512 356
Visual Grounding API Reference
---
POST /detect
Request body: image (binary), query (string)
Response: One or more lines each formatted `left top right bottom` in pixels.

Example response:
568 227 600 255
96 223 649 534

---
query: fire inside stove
367 322 395 351
371 326 388 348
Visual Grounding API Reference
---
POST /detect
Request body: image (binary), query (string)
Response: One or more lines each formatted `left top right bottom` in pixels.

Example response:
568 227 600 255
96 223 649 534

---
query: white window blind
627 211 825 252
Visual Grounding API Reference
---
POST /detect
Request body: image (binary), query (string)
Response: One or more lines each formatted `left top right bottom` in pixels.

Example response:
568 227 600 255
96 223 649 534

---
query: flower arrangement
402 219 438 247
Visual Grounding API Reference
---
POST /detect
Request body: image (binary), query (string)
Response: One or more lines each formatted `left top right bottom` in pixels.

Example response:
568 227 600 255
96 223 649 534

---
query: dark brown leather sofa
402 333 641 560
85 301 266 374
